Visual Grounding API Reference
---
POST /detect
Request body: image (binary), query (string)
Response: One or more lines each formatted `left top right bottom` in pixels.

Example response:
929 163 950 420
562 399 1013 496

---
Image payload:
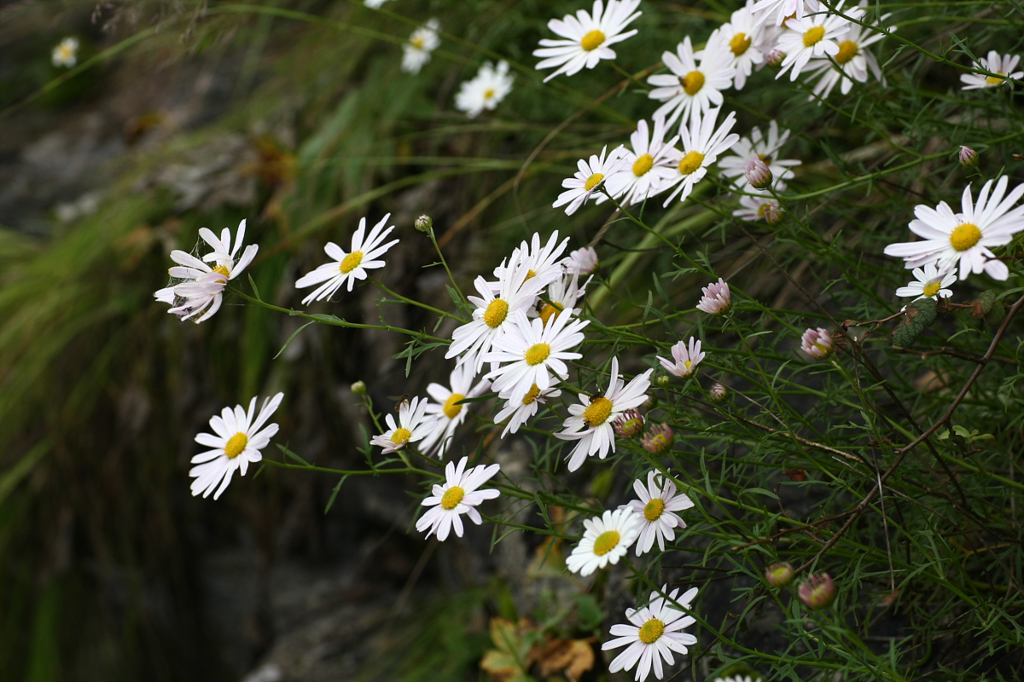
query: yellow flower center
390 427 411 445
583 396 613 427
580 30 606 52
484 298 510 328
638 618 666 644
593 529 620 556
584 172 604 191
835 40 859 65
730 32 752 56
950 223 981 252
525 343 551 366
539 302 563 326
411 36 425 49
441 486 465 510
683 360 693 373
224 433 248 459
987 72 1006 85
340 251 363 274
632 154 654 177
443 393 465 419
677 151 705 176
803 26 826 48
922 281 941 298
211 264 230 278
681 70 705 96
522 384 541 405
525 269 537 280
643 498 665 522
484 88 496 99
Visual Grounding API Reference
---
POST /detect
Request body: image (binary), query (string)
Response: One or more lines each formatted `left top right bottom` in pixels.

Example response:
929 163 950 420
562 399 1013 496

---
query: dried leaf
534 637 595 680
782 468 807 482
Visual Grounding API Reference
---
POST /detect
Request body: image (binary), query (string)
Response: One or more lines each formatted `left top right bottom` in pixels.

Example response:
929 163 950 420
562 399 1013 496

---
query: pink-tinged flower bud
766 49 785 67
710 382 728 402
744 158 773 190
765 562 795 587
800 327 833 359
613 408 645 438
642 424 674 454
958 145 978 168
563 246 599 276
696 277 731 315
798 573 836 609
762 200 783 225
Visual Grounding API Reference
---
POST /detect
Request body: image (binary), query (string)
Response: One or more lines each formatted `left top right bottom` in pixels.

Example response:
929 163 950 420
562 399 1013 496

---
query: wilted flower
765 562 795 587
696 278 731 315
798 573 836 608
709 383 728 402
642 424 674 454
657 337 705 378
744 157 773 190
801 327 833 359
613 408 645 438
959 145 978 168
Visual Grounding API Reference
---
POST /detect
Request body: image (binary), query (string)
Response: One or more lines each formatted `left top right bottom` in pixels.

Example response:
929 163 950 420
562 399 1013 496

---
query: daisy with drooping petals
647 35 736 128
371 397 438 454
657 337 705 379
484 309 589 404
801 327 833 359
734 193 781 222
52 37 79 68
295 214 399 304
190 393 284 500
605 116 679 205
776 2 858 82
661 108 740 206
805 5 893 101
961 51 1023 90
564 245 600 275
402 18 440 74
566 508 642 576
603 586 699 682
533 0 643 82
154 219 259 323
750 0 811 26
420 365 491 458
623 471 694 555
553 145 628 215
883 176 1024 281
493 231 571 289
715 3 765 90
447 254 546 372
494 383 561 437
556 357 653 471
455 60 515 118
416 456 501 541
896 263 956 302
718 120 800 190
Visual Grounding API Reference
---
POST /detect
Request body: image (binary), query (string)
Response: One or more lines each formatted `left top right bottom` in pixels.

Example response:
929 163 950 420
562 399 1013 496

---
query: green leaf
324 475 348 515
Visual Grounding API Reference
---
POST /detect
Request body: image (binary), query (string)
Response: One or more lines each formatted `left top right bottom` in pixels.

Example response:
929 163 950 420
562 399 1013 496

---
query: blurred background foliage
1 0 1023 681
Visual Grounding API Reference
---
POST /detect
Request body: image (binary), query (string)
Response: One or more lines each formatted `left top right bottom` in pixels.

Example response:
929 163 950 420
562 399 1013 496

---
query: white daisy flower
715 3 765 90
415 456 501 541
455 60 515 118
493 231 572 290
556 356 653 472
563 245 600 275
535 267 590 326
602 586 699 681
154 219 259 323
484 309 589 404
657 337 705 379
295 214 399 304
52 37 79 68
734 192 782 222
661 108 740 206
622 471 694 555
961 51 1023 90
190 393 284 500
718 120 800 191
806 4 893 100
553 145 628 215
447 254 546 372
371 397 438 454
750 0 811 27
533 0 643 82
883 176 1024 281
420 364 491 458
605 116 679 206
402 18 440 74
494 383 561 437
565 508 642 576
776 2 858 82
895 263 956 302
646 35 736 128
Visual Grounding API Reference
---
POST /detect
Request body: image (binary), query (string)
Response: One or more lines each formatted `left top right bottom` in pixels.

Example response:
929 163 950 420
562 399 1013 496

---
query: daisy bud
766 49 785 67
696 278 731 315
958 145 978 169
763 201 783 225
744 158 773 190
655 375 671 388
642 424 674 454
800 327 833 359
350 380 367 396
798 573 836 609
765 562 795 588
564 245 599 276
613 408 645 438
709 383 728 402
414 214 433 233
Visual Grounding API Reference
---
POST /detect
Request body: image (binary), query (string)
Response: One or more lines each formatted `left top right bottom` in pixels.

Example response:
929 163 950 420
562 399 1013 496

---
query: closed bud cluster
798 573 836 609
613 408 645 438
765 562 794 587
350 380 367 396
414 214 433 233
958 145 978 168
642 424 674 454
744 158 773 190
